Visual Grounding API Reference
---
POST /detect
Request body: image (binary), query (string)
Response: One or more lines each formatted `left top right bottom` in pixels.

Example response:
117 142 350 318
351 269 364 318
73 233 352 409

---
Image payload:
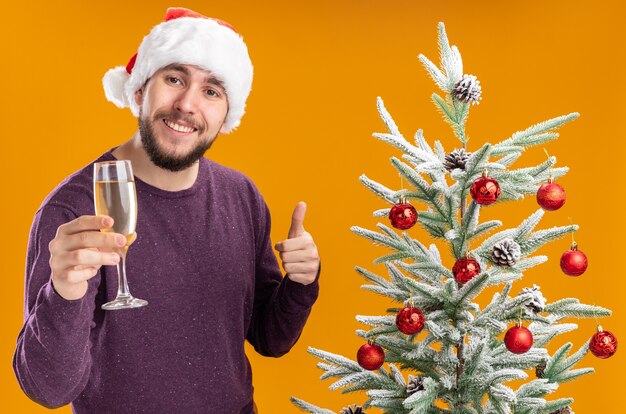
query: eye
167 76 182 85
205 89 220 97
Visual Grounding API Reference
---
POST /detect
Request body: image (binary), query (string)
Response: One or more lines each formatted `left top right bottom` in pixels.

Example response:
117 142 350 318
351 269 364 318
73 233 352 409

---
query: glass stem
115 246 132 299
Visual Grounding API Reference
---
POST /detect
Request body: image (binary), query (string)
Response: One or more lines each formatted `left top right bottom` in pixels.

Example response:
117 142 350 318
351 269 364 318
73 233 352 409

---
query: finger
72 264 102 272
278 250 305 263
279 248 319 264
54 249 120 270
283 261 319 274
59 231 127 252
64 266 101 284
274 233 313 252
287 201 307 239
57 215 114 236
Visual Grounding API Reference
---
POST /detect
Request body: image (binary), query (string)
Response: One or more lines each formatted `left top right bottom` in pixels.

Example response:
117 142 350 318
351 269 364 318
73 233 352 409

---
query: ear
219 123 228 134
134 88 144 106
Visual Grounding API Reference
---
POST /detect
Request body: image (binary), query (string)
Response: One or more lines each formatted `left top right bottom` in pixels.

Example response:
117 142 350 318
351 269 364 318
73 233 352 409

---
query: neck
112 130 200 192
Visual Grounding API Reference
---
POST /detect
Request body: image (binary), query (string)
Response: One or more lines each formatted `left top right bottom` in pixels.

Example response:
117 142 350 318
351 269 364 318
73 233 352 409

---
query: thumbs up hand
274 202 320 286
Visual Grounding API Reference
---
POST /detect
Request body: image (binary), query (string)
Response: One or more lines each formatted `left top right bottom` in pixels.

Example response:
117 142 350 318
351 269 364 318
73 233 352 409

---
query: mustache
153 110 205 133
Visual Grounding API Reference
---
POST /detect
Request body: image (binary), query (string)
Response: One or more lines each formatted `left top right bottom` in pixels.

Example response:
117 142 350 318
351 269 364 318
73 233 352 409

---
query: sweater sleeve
245 199 320 358
13 205 100 408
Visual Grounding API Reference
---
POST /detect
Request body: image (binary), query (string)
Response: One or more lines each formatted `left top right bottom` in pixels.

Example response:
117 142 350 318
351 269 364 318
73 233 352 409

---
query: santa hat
102 7 253 133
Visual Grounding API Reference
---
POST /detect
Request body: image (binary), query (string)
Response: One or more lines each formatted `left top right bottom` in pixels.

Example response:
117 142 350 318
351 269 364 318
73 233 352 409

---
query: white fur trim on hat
103 66 131 108
102 15 253 133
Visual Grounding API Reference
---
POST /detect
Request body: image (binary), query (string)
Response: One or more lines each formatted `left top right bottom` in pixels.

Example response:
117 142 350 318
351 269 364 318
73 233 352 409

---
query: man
13 7 320 413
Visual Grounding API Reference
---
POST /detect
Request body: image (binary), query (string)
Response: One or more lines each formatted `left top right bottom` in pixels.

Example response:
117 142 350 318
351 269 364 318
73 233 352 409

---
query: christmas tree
291 23 617 414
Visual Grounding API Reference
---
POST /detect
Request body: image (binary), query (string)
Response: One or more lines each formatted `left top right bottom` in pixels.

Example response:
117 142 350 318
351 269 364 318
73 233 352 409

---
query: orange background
1 0 624 412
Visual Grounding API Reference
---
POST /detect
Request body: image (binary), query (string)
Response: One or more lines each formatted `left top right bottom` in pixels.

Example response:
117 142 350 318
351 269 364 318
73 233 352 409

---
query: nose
174 87 199 114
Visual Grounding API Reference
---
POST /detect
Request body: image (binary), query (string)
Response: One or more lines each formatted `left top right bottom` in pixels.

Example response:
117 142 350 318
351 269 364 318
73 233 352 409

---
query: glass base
102 296 148 310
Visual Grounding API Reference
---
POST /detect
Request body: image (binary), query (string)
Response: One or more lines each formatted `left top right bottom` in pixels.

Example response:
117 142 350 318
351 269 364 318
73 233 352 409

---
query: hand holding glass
94 160 148 310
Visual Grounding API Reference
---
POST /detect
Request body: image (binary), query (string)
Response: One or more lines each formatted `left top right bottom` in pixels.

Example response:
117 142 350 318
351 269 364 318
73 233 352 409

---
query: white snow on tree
291 22 611 414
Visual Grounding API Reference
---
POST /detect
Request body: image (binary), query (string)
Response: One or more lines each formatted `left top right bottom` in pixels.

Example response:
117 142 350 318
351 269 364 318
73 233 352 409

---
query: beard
138 109 219 172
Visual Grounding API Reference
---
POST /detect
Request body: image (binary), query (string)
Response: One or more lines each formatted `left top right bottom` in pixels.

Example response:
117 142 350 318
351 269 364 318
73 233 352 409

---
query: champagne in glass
94 160 148 310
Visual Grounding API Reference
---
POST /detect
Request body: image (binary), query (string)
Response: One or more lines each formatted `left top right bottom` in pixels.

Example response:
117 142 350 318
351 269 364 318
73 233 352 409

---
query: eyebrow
164 64 226 91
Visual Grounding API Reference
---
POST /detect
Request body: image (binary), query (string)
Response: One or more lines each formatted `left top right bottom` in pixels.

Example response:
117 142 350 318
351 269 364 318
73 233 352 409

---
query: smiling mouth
163 119 197 134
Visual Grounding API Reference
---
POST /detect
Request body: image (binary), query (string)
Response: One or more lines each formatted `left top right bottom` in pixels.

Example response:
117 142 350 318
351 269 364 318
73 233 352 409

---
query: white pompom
102 66 130 108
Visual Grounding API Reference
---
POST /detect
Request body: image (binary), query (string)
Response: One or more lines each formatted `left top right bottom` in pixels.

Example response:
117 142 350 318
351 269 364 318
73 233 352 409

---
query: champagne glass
94 160 148 310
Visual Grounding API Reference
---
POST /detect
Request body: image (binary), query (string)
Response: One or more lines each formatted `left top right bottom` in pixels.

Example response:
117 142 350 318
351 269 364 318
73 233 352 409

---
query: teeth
164 119 195 133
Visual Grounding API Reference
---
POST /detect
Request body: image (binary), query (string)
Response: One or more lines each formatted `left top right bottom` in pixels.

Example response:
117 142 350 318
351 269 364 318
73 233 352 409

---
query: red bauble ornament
357 341 385 370
504 325 534 354
389 201 418 230
560 242 588 277
453 255 481 284
590 327 618 359
395 306 425 335
536 177 566 211
470 171 501 206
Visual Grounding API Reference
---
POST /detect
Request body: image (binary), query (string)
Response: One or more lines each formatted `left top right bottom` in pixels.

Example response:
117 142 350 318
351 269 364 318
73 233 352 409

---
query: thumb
287 201 307 239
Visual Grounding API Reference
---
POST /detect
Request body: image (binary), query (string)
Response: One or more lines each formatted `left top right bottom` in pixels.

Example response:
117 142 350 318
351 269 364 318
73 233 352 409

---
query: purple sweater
13 149 320 413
